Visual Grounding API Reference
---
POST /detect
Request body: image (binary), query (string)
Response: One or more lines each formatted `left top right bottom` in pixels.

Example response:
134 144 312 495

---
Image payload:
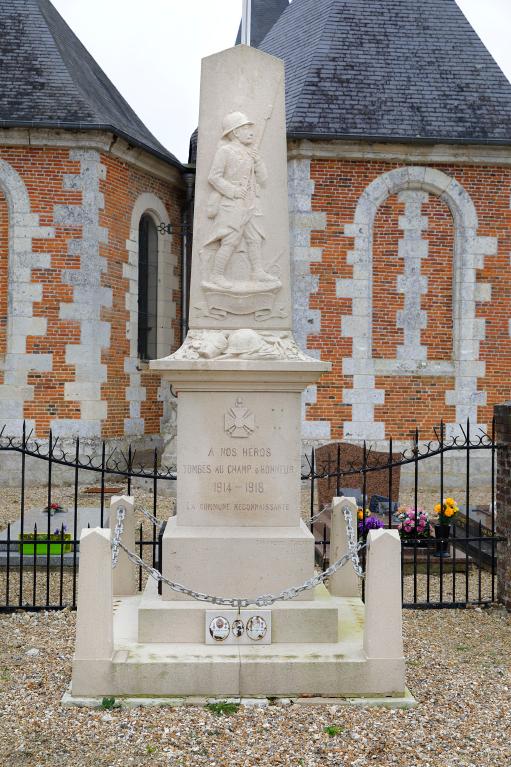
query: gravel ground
0 605 509 767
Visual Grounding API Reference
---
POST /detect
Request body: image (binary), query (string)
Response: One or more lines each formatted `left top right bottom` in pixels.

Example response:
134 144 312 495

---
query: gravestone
316 442 402 512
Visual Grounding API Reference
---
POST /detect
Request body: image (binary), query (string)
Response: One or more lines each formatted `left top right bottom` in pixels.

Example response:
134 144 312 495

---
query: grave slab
0 506 103 566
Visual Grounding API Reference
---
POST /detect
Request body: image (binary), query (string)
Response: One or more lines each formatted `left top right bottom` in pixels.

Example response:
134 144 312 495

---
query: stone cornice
0 128 184 189
288 139 511 166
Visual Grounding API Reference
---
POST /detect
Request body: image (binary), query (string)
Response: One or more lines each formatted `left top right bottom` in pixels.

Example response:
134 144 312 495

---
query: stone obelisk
151 44 330 601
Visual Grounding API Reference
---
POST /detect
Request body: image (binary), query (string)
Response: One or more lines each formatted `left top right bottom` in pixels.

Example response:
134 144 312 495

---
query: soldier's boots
210 271 233 290
252 268 276 283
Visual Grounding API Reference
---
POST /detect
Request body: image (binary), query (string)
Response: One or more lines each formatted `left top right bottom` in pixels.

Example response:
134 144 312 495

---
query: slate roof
259 0 511 144
0 0 182 168
236 0 290 48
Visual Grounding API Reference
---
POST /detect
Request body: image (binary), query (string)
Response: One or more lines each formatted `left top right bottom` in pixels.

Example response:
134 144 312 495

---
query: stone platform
72 581 406 699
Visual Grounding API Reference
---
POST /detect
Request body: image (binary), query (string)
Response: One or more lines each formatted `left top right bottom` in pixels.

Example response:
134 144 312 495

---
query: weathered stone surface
188 45 292 331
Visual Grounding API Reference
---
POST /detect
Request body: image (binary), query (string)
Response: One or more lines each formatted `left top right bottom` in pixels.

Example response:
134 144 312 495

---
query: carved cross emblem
224 398 255 438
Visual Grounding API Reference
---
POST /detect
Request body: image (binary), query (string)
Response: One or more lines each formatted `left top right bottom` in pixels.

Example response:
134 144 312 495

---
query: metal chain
308 504 329 525
308 503 364 577
113 505 365 608
343 503 365 578
111 506 126 568
139 508 163 530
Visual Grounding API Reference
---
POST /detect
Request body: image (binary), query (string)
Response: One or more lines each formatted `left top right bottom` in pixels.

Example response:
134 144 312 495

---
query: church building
1 0 511 460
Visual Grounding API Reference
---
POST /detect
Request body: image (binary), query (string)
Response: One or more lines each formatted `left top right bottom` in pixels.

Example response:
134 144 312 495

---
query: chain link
111 506 126 568
139 508 163 530
308 505 329 525
113 505 365 607
343 503 365 578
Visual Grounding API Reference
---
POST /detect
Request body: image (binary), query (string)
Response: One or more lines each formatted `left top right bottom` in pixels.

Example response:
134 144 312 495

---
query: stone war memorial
69 45 409 705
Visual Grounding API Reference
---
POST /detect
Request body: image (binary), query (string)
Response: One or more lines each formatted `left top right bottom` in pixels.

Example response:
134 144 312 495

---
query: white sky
50 0 511 163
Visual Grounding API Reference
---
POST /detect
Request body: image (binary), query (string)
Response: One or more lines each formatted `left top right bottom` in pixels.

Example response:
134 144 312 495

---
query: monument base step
138 579 341 643
62 689 417 709
71 593 406 699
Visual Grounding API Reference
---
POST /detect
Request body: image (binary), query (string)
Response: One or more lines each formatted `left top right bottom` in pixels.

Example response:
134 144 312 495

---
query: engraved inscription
224 398 255 438
181 438 297 517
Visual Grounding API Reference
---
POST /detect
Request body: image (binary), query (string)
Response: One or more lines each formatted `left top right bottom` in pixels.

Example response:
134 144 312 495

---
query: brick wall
0 143 183 442
99 154 183 439
301 158 511 442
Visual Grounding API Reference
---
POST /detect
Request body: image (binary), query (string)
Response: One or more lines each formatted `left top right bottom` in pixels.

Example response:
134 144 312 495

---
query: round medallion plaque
246 615 267 641
231 619 245 638
209 616 230 642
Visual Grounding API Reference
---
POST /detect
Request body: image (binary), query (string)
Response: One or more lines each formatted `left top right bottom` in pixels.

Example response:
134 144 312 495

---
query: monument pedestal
149 359 328 604
73 587 407 701
161 518 314 602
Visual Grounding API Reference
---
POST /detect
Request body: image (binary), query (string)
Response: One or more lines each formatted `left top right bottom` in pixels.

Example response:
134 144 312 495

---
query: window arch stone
125 192 177 436
338 166 496 441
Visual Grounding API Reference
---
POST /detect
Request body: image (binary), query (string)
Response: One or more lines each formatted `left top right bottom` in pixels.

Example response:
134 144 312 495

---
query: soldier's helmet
222 111 254 137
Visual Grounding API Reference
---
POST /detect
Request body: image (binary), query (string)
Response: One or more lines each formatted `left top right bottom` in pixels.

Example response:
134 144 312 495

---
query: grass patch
324 724 345 737
100 697 116 710
205 700 240 717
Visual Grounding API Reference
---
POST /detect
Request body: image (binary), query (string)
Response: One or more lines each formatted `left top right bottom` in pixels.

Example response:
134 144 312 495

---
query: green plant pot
18 534 72 555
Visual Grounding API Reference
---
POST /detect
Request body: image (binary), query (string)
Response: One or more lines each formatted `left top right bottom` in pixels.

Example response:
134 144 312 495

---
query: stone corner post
72 527 113 696
494 403 511 610
110 495 137 597
363 528 403 660
328 496 359 597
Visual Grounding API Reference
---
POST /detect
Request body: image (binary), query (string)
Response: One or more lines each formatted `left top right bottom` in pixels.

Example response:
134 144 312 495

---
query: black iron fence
0 423 175 612
0 420 505 612
307 419 505 608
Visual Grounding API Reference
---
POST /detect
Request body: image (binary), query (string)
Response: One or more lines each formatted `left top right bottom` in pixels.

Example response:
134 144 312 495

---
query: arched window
138 213 159 360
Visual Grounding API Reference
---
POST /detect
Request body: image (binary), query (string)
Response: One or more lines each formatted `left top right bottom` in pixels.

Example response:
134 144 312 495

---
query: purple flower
358 516 385 535
53 525 67 536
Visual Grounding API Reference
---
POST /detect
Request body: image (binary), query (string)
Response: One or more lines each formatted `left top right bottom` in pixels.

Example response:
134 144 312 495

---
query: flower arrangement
357 515 385 536
433 497 459 525
43 502 66 515
396 506 431 540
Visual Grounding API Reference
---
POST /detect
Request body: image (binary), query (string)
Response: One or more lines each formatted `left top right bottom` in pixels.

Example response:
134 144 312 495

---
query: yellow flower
434 503 441 514
357 509 364 520
444 508 454 518
445 497 456 507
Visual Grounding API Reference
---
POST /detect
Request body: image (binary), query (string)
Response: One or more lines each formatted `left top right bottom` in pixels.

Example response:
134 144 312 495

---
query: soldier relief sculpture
199 111 283 320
